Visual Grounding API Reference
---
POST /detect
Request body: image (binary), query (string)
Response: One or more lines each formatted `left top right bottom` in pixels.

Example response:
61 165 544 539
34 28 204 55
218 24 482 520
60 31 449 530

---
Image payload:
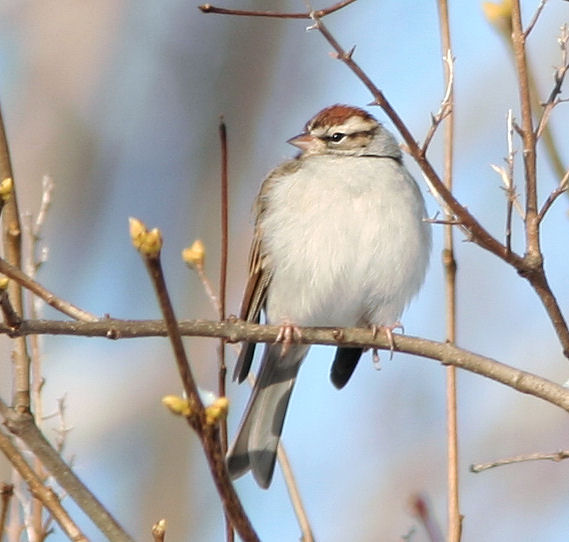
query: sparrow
226 104 431 488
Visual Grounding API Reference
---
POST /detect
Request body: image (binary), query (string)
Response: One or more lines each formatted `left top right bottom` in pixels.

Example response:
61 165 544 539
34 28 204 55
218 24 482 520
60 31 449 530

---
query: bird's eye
329 132 345 143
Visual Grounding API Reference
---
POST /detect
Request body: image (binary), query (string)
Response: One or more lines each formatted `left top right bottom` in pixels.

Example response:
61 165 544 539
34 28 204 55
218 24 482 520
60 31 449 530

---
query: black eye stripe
322 130 371 143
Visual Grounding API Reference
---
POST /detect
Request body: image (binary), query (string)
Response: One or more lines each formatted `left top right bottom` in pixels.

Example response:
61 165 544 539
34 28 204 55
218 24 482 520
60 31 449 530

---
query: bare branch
277 445 315 542
471 449 569 473
523 0 548 39
1 404 133 542
0 257 98 323
536 24 569 139
0 429 87 542
3 317 569 414
0 483 14 540
537 168 569 222
421 49 454 154
199 0 357 19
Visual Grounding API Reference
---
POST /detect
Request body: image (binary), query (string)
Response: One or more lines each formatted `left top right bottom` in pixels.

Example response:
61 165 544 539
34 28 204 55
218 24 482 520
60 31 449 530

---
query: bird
226 104 431 488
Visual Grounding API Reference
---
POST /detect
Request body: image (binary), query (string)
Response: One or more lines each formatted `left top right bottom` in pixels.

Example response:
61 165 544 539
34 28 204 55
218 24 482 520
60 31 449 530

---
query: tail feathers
330 347 364 389
227 345 307 488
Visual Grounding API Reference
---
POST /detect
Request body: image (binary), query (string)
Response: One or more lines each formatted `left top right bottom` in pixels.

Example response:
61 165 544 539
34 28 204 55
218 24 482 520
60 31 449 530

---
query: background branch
471 449 569 473
0 429 87 542
199 0 356 19
2 404 134 542
436 1 462 540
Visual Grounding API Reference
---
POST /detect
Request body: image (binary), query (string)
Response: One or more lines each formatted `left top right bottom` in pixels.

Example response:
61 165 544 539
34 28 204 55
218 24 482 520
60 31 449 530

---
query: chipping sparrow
227 104 431 488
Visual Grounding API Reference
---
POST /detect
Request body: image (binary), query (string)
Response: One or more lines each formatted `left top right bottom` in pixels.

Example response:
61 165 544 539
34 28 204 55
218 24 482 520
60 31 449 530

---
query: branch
0 257 98 323
0 99 30 413
435 2 462 540
471 449 569 473
3 317 569 414
538 168 569 223
523 0 548 39
421 49 454 154
1 482 14 540
199 0 357 19
1 403 134 542
0 428 87 542
130 218 259 542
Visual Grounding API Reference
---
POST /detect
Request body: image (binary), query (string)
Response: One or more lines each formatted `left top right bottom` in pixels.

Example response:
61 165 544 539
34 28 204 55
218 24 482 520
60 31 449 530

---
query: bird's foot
370 322 404 361
275 322 303 357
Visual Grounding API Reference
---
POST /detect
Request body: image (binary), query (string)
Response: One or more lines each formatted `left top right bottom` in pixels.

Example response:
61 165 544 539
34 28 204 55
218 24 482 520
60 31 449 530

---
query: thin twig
536 24 569 140
471 449 569 473
218 118 229 433
491 110 524 251
199 0 356 19
436 2 461 540
421 50 454 154
537 168 569 222
0 257 98 323
218 117 233 542
523 0 548 39
277 445 315 542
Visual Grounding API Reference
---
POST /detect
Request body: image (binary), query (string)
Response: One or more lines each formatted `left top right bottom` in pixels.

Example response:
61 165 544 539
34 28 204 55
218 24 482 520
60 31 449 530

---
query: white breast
261 154 431 327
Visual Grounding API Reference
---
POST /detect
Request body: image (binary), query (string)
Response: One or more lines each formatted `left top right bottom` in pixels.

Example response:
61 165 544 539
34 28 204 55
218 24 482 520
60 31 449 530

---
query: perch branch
2 318 569 414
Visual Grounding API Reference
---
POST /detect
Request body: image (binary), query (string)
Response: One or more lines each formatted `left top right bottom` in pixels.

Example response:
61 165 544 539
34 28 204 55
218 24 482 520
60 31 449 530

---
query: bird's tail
226 344 308 488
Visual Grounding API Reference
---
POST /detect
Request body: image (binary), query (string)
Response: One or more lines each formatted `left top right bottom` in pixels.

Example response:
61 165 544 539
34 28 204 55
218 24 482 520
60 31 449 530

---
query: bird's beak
287 133 322 153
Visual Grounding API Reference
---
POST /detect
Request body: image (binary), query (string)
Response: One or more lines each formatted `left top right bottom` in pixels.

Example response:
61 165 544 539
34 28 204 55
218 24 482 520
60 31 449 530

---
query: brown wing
233 181 274 383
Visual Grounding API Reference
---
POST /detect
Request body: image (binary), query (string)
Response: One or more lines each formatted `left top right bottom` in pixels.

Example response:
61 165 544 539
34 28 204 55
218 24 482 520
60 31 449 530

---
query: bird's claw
370 322 404 361
275 322 303 357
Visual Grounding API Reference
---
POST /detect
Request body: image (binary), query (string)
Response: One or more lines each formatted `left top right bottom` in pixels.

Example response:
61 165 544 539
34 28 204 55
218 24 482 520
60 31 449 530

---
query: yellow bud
129 217 163 256
205 397 229 425
0 276 9 290
162 395 192 417
482 0 512 36
0 177 13 202
182 239 205 269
